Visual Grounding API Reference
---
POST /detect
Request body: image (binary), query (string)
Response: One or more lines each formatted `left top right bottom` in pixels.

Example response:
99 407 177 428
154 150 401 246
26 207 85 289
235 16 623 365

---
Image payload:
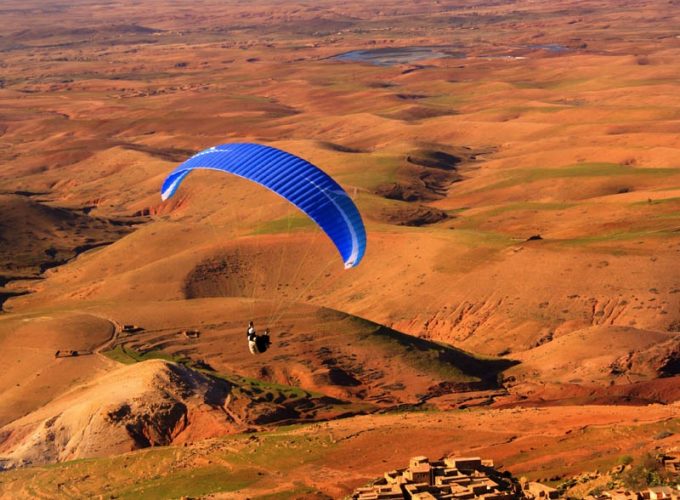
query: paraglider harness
247 324 271 354
257 329 271 353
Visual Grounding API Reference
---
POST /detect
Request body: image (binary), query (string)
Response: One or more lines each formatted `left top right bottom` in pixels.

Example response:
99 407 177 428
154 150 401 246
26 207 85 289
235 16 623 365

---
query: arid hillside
1 401 679 498
0 0 679 497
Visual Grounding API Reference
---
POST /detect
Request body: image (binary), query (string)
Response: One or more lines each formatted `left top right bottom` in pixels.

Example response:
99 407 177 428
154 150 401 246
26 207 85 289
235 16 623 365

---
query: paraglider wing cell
160 143 366 268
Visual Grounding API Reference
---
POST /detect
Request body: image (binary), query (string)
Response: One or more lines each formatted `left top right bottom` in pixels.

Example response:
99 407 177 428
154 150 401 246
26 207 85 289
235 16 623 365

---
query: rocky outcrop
0 360 237 469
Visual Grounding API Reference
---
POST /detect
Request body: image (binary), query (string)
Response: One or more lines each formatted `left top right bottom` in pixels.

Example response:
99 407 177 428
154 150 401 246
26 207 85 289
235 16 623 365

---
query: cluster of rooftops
352 454 680 500
351 455 558 500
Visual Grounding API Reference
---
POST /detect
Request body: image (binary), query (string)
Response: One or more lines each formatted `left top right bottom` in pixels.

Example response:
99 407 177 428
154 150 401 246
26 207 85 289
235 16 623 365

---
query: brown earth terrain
0 0 679 497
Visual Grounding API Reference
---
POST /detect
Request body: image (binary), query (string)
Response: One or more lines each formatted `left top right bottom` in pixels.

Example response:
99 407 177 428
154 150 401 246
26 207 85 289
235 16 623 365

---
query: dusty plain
0 0 679 497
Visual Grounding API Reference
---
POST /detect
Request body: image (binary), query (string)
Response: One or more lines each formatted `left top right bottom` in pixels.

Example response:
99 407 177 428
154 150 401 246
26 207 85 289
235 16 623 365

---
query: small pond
333 46 465 66
525 44 570 53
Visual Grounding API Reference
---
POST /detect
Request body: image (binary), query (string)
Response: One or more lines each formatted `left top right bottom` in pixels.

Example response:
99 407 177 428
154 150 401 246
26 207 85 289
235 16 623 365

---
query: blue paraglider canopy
161 143 366 268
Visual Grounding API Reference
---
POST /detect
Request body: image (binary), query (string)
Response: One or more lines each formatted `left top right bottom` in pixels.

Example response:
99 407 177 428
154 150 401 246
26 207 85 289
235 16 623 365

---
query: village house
521 480 559 499
643 486 677 500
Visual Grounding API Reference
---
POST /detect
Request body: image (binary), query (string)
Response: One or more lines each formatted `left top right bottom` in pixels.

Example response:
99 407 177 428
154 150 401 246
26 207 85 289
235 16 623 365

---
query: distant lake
333 46 465 66
525 44 569 53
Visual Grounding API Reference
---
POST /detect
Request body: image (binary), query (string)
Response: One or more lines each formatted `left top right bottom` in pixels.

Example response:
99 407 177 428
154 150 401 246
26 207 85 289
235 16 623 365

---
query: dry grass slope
0 0 679 496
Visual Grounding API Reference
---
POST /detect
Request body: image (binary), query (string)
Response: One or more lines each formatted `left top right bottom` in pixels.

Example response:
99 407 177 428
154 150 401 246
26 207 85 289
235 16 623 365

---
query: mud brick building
352 455 558 499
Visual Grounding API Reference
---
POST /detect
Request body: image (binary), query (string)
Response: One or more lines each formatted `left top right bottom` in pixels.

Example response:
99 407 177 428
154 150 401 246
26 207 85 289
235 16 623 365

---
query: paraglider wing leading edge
160 143 366 268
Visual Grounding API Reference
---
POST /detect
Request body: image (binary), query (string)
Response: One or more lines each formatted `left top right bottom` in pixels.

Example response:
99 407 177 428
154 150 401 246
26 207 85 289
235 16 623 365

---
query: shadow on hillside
368 324 518 386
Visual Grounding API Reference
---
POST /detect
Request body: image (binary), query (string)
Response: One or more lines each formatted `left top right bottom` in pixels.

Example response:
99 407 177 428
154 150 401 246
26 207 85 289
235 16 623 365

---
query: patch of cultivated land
0 0 679 496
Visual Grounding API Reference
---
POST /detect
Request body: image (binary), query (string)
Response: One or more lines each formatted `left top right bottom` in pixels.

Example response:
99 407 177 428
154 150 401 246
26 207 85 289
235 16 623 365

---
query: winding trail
84 313 123 368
